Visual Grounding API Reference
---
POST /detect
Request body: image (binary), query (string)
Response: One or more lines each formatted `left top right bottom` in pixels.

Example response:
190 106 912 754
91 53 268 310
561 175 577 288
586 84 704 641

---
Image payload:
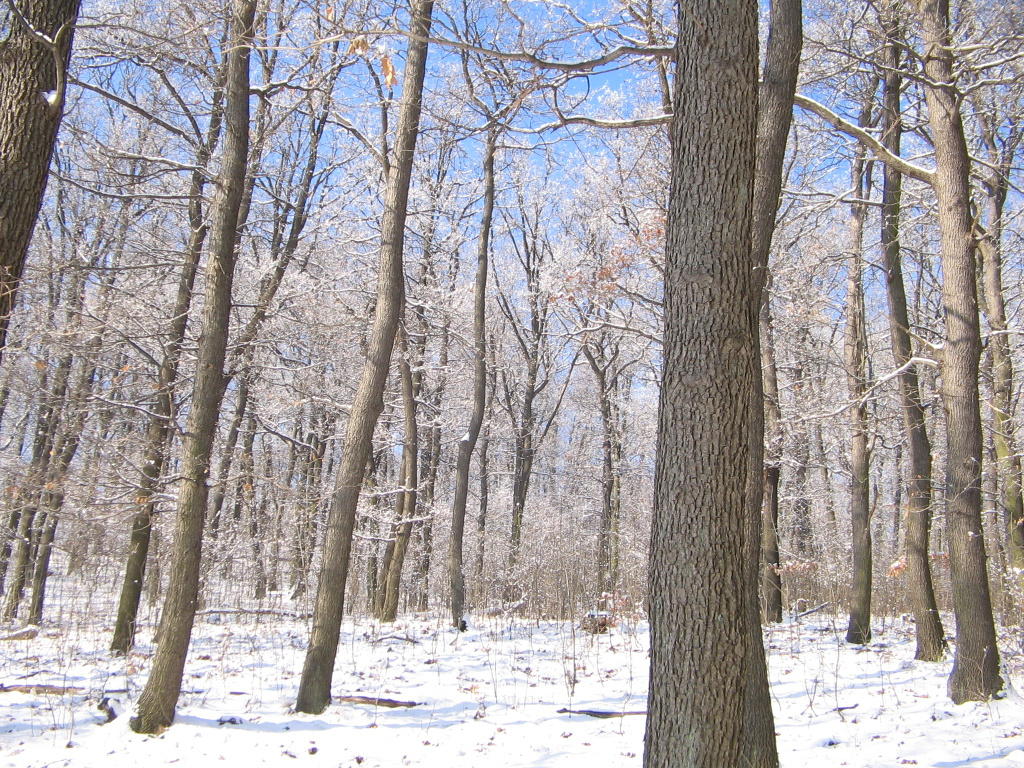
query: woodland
0 0 1023 766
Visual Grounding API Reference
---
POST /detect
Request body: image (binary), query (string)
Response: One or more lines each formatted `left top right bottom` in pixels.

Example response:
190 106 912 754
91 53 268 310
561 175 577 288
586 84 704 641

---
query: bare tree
130 0 256 732
295 0 435 715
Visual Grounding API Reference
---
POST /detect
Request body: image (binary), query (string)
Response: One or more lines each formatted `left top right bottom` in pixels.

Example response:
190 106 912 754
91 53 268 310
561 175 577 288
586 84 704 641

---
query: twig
369 634 420 645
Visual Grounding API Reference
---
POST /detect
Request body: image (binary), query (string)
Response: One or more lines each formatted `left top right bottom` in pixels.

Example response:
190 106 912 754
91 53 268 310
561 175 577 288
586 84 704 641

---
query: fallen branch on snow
337 695 419 708
1 684 84 695
557 707 646 718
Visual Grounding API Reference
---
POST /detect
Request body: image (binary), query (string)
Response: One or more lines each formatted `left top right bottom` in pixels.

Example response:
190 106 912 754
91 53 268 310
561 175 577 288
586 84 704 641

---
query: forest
0 0 1023 766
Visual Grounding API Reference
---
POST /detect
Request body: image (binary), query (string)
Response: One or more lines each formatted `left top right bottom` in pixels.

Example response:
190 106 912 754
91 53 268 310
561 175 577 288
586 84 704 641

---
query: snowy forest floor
3 607 1024 767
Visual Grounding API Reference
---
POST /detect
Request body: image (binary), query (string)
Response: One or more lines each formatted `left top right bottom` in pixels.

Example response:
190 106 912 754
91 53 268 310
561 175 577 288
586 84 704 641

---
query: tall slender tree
130 0 256 732
913 0 1002 704
295 0 435 715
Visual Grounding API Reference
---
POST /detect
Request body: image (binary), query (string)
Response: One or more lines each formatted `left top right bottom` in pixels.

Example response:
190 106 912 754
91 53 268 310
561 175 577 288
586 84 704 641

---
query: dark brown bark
742 0 800 763
643 1 759 766
761 280 784 626
130 0 255 733
761 465 783 623
294 0 434 715
877 4 945 661
449 130 494 629
0 0 79 357
583 336 624 601
914 0 1002 703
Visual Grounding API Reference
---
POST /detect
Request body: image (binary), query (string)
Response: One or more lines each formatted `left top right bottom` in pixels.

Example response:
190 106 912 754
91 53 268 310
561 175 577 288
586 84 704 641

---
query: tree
877 0 945 661
843 120 872 646
295 0 435 715
449 129 495 629
0 0 79 358
744 0 801 763
914 0 1003 704
130 0 256 732
644 2 763 768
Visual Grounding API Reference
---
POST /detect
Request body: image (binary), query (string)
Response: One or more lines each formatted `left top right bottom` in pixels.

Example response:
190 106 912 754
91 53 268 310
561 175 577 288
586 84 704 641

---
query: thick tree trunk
0 0 80 356
878 5 945 661
294 0 434 715
914 0 1002 703
644 1 760 766
449 130 494 629
130 0 255 733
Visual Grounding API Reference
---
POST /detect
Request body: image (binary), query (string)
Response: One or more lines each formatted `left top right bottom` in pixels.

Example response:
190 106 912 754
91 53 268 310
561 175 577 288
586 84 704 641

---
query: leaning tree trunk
878 3 945 661
295 0 434 716
449 130 494 629
644 1 761 767
0 0 80 358
110 83 224 654
914 0 1002 704
130 0 255 733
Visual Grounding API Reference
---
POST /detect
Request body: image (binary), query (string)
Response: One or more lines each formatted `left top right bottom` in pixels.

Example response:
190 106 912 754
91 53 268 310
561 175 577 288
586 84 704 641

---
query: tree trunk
844 135 872 646
110 81 224 654
295 0 434 715
975 112 1024 567
379 329 421 622
914 0 1002 703
0 0 80 357
878 3 945 661
741 0 800 763
761 280 784 625
449 130 494 629
130 0 255 732
644 1 760 766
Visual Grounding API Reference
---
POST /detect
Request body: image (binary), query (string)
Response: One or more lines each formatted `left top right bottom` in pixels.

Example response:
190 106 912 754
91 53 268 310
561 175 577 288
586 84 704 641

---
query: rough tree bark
0 0 79 357
644 1 762 767
878 2 945 661
129 0 255 733
742 0 801 763
294 0 434 715
914 0 1003 703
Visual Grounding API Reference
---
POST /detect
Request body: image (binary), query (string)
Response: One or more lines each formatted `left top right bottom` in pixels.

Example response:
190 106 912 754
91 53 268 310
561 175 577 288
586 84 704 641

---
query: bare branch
794 93 936 186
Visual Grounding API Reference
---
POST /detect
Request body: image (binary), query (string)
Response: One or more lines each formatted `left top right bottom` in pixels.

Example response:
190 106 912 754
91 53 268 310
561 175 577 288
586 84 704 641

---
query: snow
2 612 1023 767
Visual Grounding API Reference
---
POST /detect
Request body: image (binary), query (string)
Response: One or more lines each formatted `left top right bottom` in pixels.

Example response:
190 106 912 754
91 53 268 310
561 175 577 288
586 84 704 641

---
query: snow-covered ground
2 610 1023 767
